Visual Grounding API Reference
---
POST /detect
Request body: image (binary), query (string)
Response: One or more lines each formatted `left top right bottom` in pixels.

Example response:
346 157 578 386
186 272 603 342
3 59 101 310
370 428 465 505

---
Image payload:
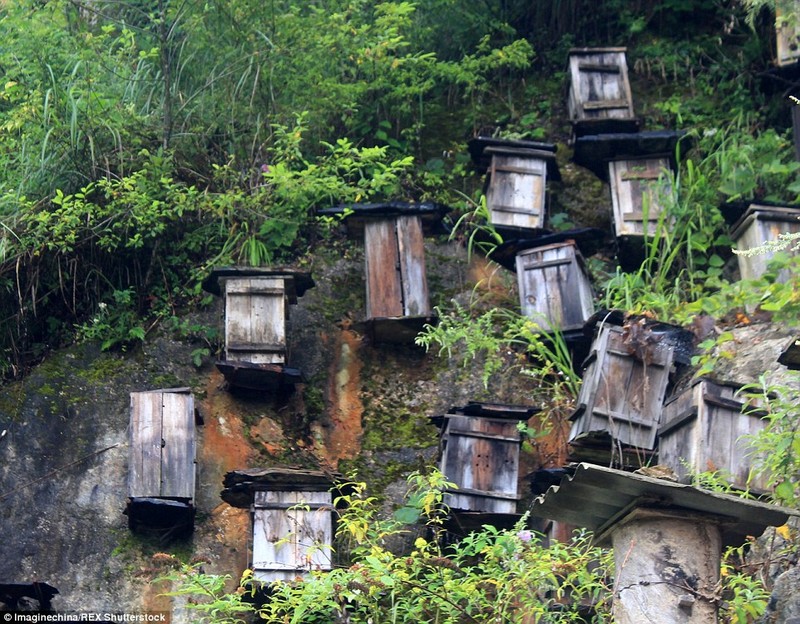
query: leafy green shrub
742 375 800 507
163 471 614 623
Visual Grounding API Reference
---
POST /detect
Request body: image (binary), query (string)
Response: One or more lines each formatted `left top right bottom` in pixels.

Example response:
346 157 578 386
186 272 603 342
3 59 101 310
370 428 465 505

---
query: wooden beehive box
220 467 341 583
515 240 595 333
204 267 314 391
434 403 538 515
127 388 196 534
567 48 637 136
570 323 674 452
222 275 290 365
776 1 800 67
317 202 448 343
609 156 672 238
483 146 558 234
731 203 800 281
252 489 334 582
658 378 768 492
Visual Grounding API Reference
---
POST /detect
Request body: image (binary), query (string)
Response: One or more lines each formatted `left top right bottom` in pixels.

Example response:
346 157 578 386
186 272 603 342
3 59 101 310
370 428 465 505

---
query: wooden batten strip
591 407 658 428
578 62 621 73
620 169 662 181
446 487 520 501
445 428 521 443
226 342 284 352
582 99 630 110
492 204 545 215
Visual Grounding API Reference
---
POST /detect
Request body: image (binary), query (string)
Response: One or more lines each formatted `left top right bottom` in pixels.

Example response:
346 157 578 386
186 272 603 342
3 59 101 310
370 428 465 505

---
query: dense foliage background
1 0 795 378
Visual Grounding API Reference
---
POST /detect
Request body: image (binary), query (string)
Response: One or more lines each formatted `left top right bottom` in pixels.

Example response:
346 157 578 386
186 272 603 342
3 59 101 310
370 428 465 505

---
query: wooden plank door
440 415 520 513
569 50 633 121
159 391 196 499
252 490 333 582
486 154 546 230
364 216 430 319
129 391 162 498
129 390 195 499
364 219 404 319
396 216 430 317
516 242 594 332
578 326 673 449
224 277 286 364
609 158 670 237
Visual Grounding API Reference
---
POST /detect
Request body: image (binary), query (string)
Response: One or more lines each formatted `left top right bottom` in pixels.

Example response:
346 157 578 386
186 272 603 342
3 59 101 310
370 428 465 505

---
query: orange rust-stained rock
468 255 517 308
251 416 285 455
318 329 364 468
199 371 257 479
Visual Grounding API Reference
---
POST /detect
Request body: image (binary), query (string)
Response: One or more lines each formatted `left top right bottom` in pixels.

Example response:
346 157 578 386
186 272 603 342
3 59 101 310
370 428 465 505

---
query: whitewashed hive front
203 267 314 391
608 156 672 238
252 489 334 582
776 0 800 67
515 240 595 333
222 276 289 365
219 468 339 583
467 137 559 236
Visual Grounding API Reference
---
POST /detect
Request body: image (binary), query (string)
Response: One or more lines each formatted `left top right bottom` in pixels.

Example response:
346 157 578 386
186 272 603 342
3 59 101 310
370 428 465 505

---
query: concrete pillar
610 508 722 624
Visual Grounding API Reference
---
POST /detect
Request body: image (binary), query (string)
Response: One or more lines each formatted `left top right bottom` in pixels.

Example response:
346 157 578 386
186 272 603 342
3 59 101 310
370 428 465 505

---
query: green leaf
775 481 795 501
393 506 421 524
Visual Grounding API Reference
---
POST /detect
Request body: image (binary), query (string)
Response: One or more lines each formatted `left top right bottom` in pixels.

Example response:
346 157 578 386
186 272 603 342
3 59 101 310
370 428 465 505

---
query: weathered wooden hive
729 203 800 281
317 202 449 343
607 156 672 237
126 388 196 535
569 319 676 459
776 1 800 67
220 468 338 583
432 402 539 516
572 131 686 244
491 230 603 335
203 267 315 391
658 378 769 493
467 137 559 236
566 48 638 137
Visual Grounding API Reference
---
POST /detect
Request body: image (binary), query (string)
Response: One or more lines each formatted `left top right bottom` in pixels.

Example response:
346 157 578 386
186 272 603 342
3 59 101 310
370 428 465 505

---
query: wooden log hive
515 240 595 333
317 202 449 343
776 1 800 67
658 378 769 492
252 489 334 582
220 468 339 583
483 146 558 234
203 267 314 391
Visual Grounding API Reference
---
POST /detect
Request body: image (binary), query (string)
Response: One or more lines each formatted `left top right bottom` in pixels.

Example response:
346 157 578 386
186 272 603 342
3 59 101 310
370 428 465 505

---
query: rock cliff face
1 196 799 620
0 237 545 614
